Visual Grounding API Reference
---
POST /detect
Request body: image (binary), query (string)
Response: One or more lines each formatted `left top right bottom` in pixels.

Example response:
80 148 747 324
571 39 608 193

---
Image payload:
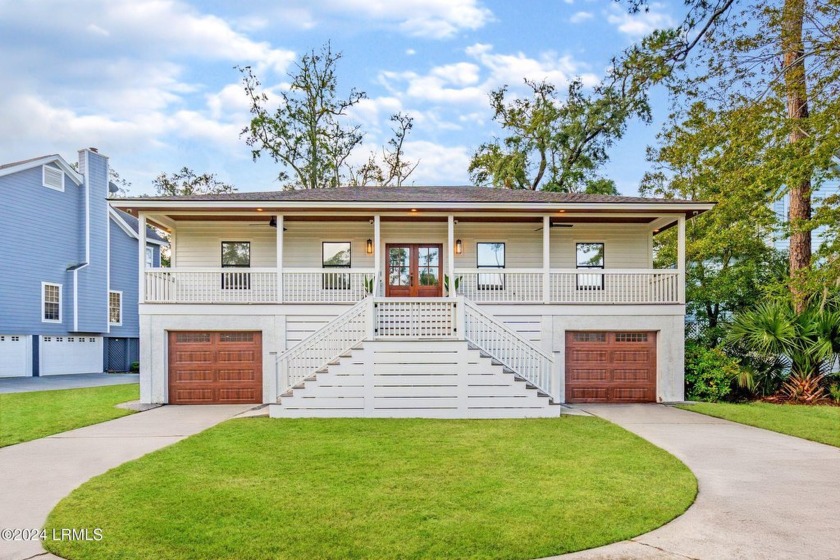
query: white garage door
40 336 103 375
0 335 31 377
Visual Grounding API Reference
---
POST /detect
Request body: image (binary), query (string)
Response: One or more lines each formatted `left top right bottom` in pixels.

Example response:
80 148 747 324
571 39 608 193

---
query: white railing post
276 214 284 303
455 297 465 340
138 212 146 304
366 297 375 340
542 215 550 304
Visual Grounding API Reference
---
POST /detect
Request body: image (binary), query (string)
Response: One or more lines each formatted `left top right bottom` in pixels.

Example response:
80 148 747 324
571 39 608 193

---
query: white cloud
402 141 472 184
606 3 675 38
322 0 493 39
569 11 593 24
406 48 416 56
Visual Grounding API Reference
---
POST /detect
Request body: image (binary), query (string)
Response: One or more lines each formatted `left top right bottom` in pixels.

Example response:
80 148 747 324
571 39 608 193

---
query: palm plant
725 301 840 402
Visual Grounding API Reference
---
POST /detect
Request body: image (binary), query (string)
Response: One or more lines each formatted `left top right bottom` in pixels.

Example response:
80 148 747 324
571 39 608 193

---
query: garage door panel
41 336 103 375
168 331 262 405
566 331 656 403
0 335 30 377
171 388 215 404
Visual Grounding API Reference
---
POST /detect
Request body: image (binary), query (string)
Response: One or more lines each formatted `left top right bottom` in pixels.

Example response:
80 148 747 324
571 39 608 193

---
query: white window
145 246 154 268
109 291 122 325
42 165 65 191
42 282 61 323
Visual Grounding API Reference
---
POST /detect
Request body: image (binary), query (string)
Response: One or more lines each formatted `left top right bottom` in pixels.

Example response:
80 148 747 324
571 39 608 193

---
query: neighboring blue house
772 182 839 253
0 148 167 377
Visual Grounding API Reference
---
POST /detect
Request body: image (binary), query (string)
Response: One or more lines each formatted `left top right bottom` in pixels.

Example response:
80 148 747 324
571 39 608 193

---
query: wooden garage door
565 331 656 403
168 331 262 404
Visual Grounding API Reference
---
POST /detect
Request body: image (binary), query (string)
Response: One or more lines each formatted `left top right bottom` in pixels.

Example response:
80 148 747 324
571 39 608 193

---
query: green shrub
685 342 742 402
829 383 840 403
130 362 140 373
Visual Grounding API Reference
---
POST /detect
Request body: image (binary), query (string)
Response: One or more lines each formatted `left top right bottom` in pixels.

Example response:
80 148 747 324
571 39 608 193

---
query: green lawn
46 417 696 560
0 384 139 447
678 402 840 448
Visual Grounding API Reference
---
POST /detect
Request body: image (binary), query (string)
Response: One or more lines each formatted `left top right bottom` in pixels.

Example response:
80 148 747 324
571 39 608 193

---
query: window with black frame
221 241 250 290
322 242 351 290
576 242 604 290
477 242 505 290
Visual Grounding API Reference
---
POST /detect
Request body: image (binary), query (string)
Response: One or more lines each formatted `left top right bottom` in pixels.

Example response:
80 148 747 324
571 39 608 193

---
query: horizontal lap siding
551 225 652 269
173 221 653 270
174 222 277 267
0 167 83 334
108 220 140 337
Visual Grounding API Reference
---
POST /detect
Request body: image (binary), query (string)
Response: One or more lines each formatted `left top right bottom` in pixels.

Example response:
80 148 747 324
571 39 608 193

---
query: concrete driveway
554 404 840 560
0 373 138 394
0 405 255 560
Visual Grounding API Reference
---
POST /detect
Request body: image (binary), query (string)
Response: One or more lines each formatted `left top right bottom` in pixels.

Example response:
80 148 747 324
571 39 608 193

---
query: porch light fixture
455 239 463 254
366 239 373 254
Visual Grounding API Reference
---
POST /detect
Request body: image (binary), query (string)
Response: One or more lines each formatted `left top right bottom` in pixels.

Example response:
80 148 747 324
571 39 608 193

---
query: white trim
108 207 168 246
0 155 83 184
41 165 65 192
276 215 284 303
146 246 155 268
113 199 716 213
84 150 90 264
107 164 111 333
109 290 123 326
41 282 62 323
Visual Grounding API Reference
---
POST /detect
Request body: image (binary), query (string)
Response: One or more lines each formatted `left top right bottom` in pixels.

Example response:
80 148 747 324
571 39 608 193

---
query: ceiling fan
248 217 287 230
534 222 574 231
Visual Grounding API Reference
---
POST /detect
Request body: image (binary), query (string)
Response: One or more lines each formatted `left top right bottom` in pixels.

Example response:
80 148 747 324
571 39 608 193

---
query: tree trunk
782 0 812 313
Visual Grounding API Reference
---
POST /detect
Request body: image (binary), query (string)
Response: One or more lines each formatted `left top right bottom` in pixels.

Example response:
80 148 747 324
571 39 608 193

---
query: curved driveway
554 404 840 560
0 405 254 560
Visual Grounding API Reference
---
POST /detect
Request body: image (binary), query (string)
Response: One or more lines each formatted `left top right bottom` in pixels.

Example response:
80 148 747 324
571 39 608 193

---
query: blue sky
0 0 681 195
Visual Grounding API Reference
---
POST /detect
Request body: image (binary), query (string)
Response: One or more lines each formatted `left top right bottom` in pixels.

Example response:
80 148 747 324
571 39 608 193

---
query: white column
448 215 455 297
543 215 550 304
373 215 381 296
138 212 146 304
677 215 686 304
276 215 284 303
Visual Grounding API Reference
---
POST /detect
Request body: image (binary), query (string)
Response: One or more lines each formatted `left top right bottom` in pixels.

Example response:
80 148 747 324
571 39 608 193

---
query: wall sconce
455 239 463 254
366 239 373 254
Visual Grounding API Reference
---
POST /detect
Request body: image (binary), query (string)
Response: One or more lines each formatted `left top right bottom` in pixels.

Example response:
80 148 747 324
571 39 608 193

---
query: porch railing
374 298 457 338
283 268 375 303
462 298 554 397
144 268 680 305
455 269 543 303
277 297 372 393
144 268 374 304
549 269 680 304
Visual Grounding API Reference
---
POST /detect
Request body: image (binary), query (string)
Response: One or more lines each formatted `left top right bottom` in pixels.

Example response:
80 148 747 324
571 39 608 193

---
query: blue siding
0 165 85 335
108 219 141 338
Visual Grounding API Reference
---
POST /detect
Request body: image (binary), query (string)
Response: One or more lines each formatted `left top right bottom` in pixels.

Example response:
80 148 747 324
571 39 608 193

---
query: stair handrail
461 297 555 398
276 296 372 396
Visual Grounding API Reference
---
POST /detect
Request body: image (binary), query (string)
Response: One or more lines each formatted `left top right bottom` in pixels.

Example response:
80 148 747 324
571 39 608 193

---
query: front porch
136 212 686 306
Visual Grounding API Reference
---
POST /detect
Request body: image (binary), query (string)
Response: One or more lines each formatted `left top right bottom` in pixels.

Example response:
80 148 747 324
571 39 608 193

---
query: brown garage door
565 331 656 403
168 331 262 404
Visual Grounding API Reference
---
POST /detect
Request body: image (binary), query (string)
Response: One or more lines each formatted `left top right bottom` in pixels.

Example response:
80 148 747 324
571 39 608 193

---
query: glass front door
386 244 443 297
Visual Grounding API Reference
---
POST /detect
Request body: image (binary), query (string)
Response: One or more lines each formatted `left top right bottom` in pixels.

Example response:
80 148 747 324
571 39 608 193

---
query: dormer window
42 165 65 191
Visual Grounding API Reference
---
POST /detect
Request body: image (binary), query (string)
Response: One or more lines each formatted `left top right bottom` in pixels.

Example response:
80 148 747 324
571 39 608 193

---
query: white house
112 187 712 418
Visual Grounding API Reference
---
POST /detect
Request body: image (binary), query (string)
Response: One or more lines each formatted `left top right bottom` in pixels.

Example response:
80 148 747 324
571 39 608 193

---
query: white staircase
269 340 559 418
270 295 560 419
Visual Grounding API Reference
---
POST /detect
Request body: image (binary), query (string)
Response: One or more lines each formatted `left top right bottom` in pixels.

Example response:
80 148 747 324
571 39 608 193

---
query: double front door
386 244 443 297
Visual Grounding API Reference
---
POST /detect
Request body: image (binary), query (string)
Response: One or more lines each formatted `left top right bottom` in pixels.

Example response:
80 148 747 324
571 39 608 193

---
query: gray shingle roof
120 186 699 205
114 209 168 243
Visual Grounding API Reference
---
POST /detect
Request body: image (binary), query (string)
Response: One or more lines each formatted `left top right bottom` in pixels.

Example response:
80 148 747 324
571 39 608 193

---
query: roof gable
0 154 84 185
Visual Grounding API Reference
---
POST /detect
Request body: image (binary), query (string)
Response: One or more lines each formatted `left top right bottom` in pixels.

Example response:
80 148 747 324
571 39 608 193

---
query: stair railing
276 297 373 396
462 297 555 398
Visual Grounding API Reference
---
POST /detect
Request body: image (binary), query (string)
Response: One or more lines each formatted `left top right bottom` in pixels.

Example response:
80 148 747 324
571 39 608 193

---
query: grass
677 401 840 448
0 384 139 447
46 417 696 560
